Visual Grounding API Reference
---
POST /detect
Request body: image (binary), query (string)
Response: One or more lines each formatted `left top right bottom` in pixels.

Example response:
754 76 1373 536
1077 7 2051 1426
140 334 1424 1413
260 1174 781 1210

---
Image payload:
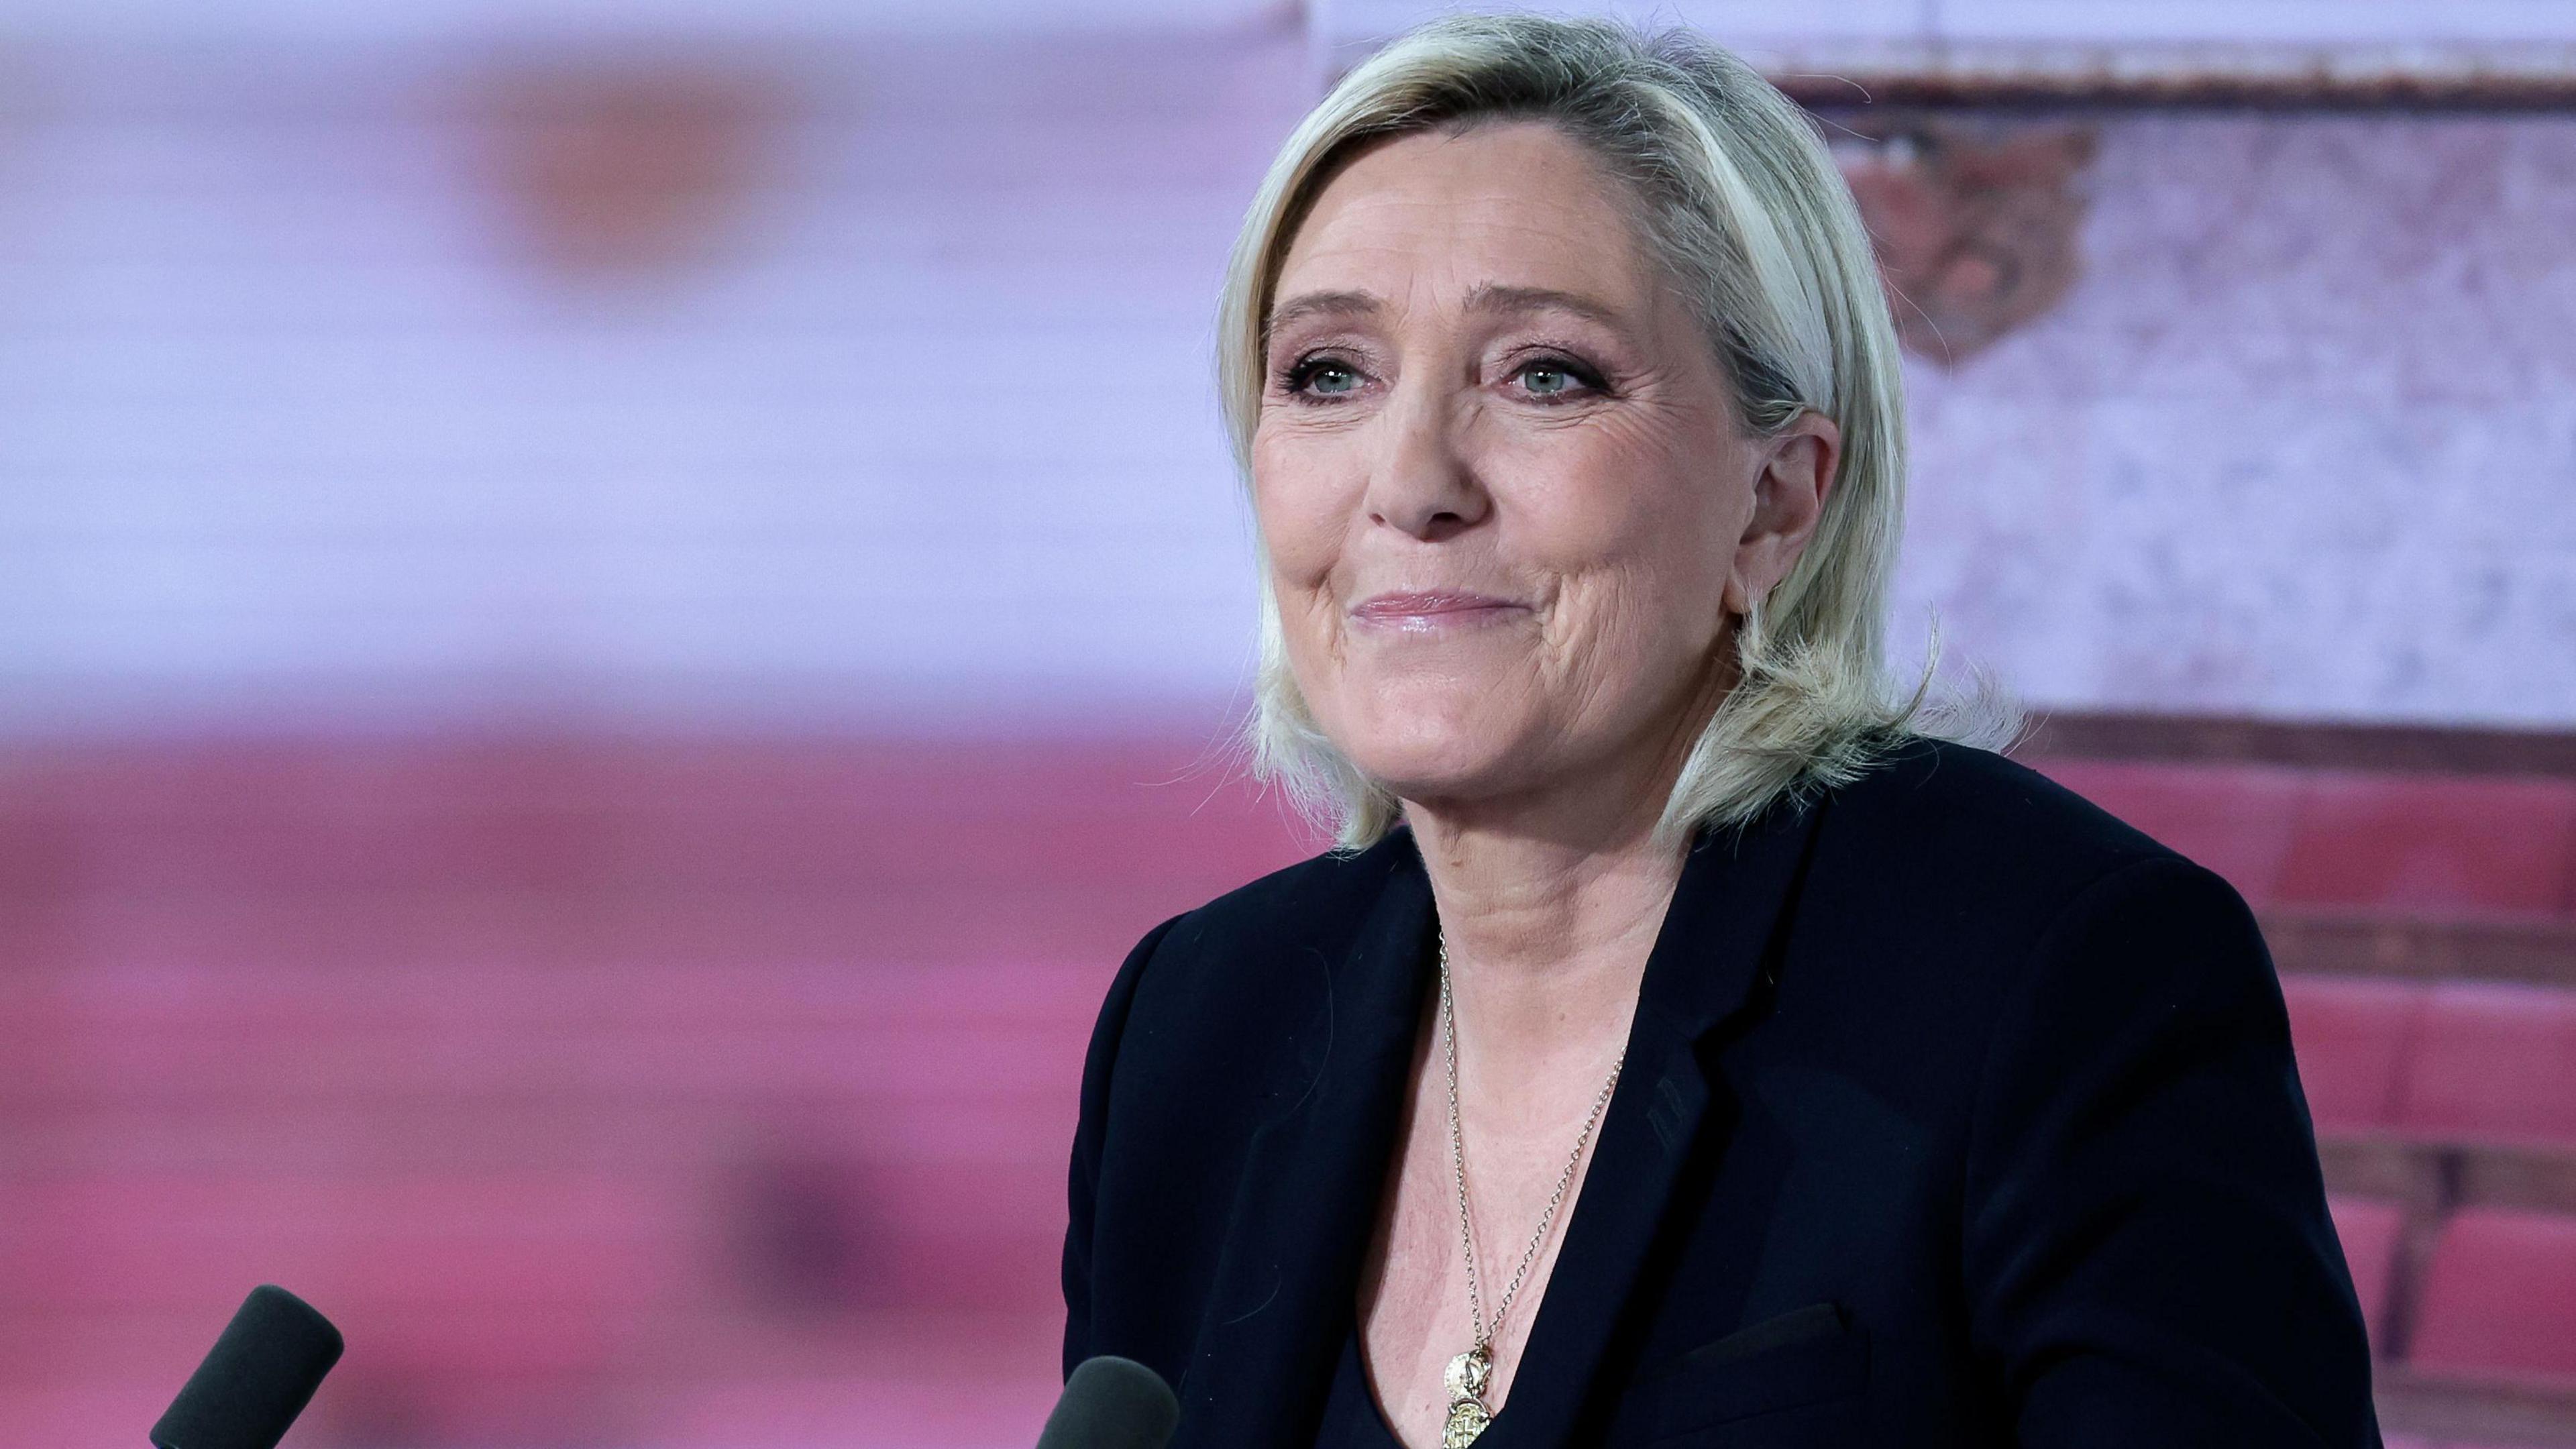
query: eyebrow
1263 283 1629 347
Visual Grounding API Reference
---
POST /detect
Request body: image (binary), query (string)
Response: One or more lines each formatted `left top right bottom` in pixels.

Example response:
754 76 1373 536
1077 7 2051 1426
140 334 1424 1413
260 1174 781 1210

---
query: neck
1406 792 1684 989
1398 657 1733 1061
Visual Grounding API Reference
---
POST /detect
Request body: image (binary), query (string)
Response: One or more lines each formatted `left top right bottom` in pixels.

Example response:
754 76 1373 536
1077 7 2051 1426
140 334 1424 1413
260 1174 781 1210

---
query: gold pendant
1442 1345 1493 1447
1441 1396 1491 1448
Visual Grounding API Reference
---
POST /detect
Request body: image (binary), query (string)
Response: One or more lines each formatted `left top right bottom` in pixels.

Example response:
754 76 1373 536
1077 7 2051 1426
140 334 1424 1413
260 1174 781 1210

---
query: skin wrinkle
1249 118 1840 1444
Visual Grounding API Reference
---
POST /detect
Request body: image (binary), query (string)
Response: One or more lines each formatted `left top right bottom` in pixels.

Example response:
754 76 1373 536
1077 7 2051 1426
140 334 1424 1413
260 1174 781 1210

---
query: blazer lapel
1171 788 1828 1449
1176 831 1438 1449
1482 793 1829 1449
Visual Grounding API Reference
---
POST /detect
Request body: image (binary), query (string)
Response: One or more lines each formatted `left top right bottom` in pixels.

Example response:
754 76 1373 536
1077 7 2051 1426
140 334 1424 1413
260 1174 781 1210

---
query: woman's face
1252 119 1837 822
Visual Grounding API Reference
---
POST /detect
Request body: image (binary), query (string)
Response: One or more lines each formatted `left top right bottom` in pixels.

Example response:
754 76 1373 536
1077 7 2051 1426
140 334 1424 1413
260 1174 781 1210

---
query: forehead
1273 119 1659 309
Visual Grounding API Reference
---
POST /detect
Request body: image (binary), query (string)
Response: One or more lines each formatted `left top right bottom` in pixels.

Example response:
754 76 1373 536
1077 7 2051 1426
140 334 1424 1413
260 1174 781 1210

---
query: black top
1061 737 2382 1448
1316 1318 1407 1449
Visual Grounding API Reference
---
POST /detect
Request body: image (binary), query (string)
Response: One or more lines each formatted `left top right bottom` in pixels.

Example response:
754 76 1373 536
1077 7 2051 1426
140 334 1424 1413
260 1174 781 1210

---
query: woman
1061 15 2379 1448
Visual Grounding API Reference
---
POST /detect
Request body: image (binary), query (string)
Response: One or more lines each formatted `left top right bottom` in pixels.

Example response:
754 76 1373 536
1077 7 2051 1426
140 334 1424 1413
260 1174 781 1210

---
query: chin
1298 664 1547 793
1331 714 1536 807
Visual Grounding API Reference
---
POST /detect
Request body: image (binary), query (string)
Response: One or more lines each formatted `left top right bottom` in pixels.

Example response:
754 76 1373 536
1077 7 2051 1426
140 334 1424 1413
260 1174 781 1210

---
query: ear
1722 411 1841 618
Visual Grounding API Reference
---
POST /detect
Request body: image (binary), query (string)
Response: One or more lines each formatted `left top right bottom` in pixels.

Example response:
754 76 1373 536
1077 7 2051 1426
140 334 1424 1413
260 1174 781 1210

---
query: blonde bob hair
1218 12 2017 851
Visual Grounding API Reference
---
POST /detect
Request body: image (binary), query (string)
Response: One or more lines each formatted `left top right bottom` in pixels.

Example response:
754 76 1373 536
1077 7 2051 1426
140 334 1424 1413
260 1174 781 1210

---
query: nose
1361 382 1489 541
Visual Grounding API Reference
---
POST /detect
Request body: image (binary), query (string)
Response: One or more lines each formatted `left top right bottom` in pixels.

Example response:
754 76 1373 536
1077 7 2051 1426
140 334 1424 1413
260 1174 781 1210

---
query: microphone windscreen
150 1285 345 1449
1036 1355 1180 1449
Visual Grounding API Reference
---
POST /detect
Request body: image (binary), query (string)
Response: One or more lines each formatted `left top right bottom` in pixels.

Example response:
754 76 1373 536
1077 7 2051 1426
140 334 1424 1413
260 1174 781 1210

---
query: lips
1349 590 1529 631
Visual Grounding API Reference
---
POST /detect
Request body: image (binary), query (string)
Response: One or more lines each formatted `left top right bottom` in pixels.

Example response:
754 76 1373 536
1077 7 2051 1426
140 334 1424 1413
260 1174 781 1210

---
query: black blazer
1061 737 2381 1447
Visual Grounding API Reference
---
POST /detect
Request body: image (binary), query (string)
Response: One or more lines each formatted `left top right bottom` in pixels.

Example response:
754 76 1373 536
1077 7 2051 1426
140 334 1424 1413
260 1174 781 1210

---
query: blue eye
1513 356 1603 400
1283 356 1362 398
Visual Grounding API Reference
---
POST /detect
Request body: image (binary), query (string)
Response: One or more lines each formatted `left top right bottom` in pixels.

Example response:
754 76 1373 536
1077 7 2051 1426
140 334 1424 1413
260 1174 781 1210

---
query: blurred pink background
3 2 2575 1446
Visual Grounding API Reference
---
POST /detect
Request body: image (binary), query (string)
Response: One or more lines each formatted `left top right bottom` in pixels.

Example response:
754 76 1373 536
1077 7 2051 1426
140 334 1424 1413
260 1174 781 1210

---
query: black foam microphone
150 1285 344 1449
1036 1356 1179 1449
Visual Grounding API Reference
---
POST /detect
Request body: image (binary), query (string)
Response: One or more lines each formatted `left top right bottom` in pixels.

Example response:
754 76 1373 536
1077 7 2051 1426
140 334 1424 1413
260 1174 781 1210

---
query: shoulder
1115 826 1419 1020
1075 830 1407 1106
1815 732 2214 920
1792 734 2274 1033
1787 742 2302 1212
1087 826 1420 1089
1826 733 2172 871
1147 825 1418 973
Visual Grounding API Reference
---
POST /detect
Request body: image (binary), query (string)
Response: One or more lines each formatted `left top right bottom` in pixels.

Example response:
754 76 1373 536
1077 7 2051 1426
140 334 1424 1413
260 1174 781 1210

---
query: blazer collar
1175 792 1831 1449
1173 826 1436 1447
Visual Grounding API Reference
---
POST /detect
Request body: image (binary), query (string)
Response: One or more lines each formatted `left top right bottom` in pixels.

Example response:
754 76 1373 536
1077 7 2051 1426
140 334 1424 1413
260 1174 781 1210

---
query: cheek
1493 456 1737 725
1511 429 1737 624
1248 437 1356 678
1250 429 1358 587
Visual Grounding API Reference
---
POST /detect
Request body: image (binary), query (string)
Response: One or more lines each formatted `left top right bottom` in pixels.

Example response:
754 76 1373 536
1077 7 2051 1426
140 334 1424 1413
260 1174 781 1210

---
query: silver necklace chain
1438 928 1625 1356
